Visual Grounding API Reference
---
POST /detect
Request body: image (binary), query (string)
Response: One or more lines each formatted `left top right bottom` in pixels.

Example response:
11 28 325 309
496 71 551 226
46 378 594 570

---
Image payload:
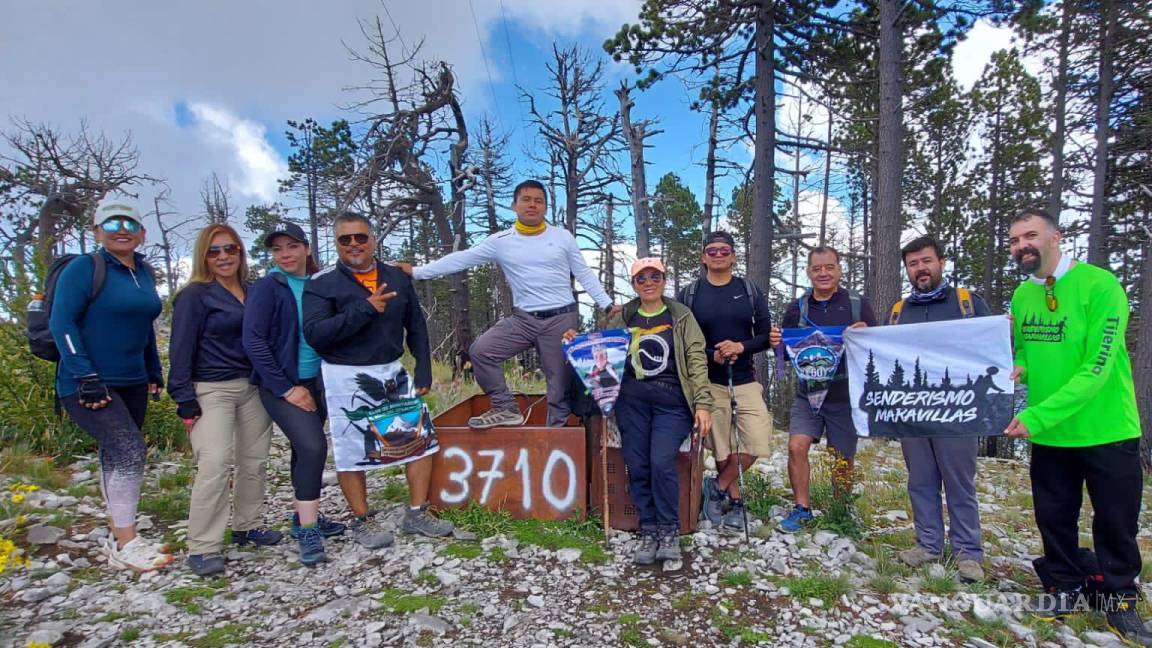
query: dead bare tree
616 81 661 257
0 118 157 273
148 188 198 294
339 19 474 356
522 45 623 235
200 172 235 224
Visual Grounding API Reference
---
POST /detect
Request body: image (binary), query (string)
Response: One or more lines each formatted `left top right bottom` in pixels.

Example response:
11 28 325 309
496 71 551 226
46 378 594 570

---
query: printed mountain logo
1020 313 1068 343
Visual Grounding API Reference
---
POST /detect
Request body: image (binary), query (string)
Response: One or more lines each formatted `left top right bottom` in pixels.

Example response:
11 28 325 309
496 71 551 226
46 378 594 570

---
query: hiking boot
468 407 524 429
349 516 395 549
289 514 347 539
104 536 173 573
898 546 942 568
633 532 659 565
956 558 985 583
722 499 747 533
701 477 726 526
401 505 455 537
1105 595 1152 647
231 527 283 547
777 504 813 534
655 531 682 562
1028 588 1090 618
296 526 327 567
186 553 226 577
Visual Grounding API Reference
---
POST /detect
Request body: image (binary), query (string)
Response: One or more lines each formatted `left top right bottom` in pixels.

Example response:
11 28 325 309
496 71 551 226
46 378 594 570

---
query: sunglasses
705 246 732 258
1044 276 1058 312
99 218 141 234
337 233 370 247
207 243 241 259
633 272 665 285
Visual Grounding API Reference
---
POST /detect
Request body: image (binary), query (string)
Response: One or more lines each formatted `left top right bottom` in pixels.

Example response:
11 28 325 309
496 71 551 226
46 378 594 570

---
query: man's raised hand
393 262 414 276
367 283 398 313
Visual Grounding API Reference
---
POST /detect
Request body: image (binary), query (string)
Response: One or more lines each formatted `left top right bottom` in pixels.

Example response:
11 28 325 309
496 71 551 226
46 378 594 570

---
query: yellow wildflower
10 494 25 504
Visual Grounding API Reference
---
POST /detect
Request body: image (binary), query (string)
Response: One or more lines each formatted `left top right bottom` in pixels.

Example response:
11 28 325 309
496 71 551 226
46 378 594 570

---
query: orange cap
630 257 667 278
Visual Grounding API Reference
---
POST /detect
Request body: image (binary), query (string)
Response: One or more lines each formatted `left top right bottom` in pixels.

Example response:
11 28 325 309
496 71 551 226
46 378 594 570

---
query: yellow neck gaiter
514 219 547 236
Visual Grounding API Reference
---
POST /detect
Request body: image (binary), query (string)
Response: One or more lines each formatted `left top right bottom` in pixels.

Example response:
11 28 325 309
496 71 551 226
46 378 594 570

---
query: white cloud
187 103 288 203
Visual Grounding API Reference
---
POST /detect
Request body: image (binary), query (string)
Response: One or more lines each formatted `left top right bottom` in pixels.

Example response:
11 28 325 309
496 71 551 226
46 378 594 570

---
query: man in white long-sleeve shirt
396 180 619 428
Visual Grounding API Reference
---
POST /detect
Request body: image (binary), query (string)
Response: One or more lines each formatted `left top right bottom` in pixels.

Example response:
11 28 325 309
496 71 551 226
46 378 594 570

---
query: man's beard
914 272 941 292
1015 246 1042 274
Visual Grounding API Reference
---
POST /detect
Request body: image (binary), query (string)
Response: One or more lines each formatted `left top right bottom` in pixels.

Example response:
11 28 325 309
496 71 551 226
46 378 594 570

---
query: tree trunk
1086 0 1115 267
483 157 513 321
984 76 1005 310
874 0 905 316
603 196 617 302
1047 0 1074 219
703 97 720 238
617 82 651 257
749 0 776 387
1137 226 1152 472
819 114 833 247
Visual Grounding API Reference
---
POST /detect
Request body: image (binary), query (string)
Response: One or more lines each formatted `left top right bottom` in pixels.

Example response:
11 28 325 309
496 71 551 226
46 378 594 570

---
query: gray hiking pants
900 435 984 560
469 308 580 427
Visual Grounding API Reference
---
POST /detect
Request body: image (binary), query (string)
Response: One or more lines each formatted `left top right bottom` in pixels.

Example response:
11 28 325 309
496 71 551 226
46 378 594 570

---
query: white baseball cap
93 197 143 227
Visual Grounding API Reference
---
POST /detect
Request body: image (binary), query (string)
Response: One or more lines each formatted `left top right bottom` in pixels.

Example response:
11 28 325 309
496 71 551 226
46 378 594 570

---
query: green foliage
650 172 703 290
164 578 228 614
721 570 753 587
846 637 899 648
119 627 141 643
741 472 781 521
440 503 608 563
779 573 852 604
379 588 447 614
188 624 254 648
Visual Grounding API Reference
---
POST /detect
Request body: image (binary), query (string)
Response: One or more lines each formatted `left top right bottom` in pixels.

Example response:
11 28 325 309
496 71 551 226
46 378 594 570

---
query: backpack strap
956 287 974 318
683 279 700 310
847 290 862 322
89 252 107 301
740 277 760 327
798 288 811 323
889 299 905 325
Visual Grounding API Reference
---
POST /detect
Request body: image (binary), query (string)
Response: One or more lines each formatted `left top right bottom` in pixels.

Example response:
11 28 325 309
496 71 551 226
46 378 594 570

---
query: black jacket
302 261 432 389
243 273 302 396
889 286 991 325
168 281 252 405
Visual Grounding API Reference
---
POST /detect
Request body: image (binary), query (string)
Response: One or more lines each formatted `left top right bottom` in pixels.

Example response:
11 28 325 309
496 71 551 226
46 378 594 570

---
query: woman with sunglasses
571 258 713 565
243 222 351 566
169 224 277 577
49 198 172 572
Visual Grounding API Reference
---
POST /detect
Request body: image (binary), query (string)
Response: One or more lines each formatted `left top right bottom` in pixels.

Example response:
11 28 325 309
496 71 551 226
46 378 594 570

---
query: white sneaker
104 536 174 572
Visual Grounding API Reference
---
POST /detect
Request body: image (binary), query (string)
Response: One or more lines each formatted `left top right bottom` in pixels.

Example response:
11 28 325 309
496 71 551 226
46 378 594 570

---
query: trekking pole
728 363 750 543
602 414 612 541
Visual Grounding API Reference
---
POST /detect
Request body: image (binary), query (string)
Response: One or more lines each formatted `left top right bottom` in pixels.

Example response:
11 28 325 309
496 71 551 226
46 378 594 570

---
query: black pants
615 390 692 533
259 378 328 501
1031 438 1144 595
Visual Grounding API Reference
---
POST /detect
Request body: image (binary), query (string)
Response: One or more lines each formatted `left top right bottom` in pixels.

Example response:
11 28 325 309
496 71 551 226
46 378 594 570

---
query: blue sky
1 0 1023 260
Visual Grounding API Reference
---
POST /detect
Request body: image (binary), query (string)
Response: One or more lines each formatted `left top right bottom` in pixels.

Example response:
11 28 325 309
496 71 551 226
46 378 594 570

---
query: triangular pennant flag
782 326 848 413
564 328 632 416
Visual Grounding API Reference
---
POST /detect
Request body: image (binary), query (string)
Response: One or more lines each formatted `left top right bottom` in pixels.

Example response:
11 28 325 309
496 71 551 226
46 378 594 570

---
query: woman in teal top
242 223 344 566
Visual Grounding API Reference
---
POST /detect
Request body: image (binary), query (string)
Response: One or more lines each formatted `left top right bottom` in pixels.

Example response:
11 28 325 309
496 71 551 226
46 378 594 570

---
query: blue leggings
614 395 692 533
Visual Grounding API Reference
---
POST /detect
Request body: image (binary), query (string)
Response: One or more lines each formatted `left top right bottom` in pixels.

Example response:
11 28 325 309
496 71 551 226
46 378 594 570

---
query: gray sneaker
468 407 524 429
654 532 681 562
956 559 985 583
349 516 395 549
401 505 455 537
897 546 941 568
633 532 659 565
701 477 725 526
722 499 747 533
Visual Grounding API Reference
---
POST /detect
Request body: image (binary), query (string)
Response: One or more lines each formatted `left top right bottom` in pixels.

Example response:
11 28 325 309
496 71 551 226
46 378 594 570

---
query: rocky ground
2 432 1151 648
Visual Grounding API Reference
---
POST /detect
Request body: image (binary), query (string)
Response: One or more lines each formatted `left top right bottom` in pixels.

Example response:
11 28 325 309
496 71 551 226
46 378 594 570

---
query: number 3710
438 447 578 512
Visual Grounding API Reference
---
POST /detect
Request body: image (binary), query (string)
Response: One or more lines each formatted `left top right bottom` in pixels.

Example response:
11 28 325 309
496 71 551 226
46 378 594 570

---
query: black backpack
26 253 109 362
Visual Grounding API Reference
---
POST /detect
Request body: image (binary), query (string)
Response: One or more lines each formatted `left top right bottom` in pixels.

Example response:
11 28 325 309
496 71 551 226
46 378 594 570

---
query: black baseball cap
702 230 736 250
263 222 308 247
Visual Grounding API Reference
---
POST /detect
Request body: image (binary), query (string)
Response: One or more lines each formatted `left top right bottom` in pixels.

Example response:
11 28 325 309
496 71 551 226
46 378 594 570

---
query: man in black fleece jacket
303 212 452 543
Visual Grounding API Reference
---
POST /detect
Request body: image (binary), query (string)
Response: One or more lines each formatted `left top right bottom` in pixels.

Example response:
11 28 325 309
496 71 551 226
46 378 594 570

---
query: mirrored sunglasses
705 246 732 258
633 272 665 285
337 233 370 247
99 218 141 234
207 243 241 259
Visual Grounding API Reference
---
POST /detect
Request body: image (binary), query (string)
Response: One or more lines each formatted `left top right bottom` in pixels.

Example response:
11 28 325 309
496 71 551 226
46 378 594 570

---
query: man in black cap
678 231 774 531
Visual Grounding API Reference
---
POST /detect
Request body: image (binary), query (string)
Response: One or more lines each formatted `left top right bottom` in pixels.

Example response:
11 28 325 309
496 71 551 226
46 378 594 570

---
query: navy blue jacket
302 261 431 389
167 281 252 405
243 273 302 396
889 286 991 325
49 249 163 397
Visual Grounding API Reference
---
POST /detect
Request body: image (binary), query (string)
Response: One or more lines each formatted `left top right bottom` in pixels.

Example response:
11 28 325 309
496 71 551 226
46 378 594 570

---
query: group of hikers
46 179 1149 644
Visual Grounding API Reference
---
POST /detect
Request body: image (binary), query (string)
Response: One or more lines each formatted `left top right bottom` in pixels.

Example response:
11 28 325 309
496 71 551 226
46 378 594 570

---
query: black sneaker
289 514 347 539
1028 587 1091 619
1104 595 1152 647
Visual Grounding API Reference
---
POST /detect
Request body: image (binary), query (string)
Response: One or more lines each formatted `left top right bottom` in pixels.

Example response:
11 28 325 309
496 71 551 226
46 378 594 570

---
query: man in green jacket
1006 208 1149 645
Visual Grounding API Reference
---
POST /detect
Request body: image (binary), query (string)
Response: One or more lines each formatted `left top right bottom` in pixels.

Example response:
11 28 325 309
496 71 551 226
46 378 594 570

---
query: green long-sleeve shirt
1011 261 1140 447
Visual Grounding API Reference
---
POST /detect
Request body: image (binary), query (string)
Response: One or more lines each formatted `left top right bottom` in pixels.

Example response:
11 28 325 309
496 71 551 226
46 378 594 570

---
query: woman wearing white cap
49 197 173 572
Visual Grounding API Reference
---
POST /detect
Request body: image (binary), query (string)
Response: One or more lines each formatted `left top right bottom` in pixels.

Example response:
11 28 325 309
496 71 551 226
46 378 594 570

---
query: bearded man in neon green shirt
1005 208 1148 645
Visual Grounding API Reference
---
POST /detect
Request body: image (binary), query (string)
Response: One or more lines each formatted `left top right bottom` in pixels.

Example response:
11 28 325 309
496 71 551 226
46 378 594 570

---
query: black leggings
259 379 327 501
62 383 149 528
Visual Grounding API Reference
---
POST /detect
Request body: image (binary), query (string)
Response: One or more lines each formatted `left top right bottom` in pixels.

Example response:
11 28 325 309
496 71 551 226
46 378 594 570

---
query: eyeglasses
207 244 241 259
1044 276 1058 312
99 218 141 234
337 233 370 247
705 246 733 258
633 272 665 285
